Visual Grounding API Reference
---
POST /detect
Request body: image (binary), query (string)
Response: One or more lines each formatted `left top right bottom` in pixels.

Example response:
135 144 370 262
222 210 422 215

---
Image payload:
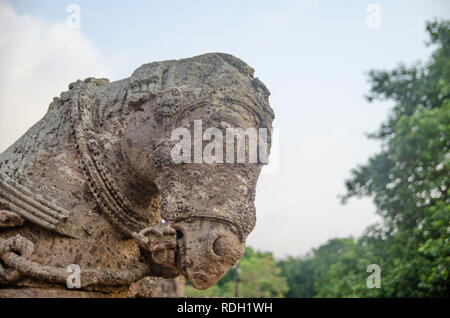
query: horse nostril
212 236 228 256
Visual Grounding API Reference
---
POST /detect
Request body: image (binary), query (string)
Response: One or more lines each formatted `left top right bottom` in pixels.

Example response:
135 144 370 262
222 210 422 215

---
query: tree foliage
279 19 449 298
339 19 449 297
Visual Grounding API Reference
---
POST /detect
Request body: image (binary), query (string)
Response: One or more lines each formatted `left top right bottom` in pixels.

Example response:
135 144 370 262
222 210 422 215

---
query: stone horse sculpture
0 53 274 297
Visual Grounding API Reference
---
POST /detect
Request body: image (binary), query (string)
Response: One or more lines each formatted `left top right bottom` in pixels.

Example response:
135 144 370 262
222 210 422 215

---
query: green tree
278 257 315 297
340 19 450 297
311 238 358 297
277 19 449 299
225 248 288 297
278 238 358 297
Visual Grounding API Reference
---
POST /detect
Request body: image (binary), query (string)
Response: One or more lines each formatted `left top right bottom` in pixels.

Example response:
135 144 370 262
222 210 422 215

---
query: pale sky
1 0 449 258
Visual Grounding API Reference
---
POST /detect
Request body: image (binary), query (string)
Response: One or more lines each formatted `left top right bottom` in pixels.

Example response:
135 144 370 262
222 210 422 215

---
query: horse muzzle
171 218 245 289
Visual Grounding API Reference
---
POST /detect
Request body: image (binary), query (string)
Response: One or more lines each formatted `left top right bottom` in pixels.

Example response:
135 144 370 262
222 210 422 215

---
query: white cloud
0 1 110 152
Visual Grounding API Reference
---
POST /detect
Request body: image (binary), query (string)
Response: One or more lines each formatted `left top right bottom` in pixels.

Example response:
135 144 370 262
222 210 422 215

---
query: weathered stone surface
0 53 274 297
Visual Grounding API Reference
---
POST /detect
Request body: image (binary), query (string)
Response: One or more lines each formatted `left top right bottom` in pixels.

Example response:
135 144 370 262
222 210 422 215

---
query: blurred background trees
337 18 449 297
185 19 449 298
